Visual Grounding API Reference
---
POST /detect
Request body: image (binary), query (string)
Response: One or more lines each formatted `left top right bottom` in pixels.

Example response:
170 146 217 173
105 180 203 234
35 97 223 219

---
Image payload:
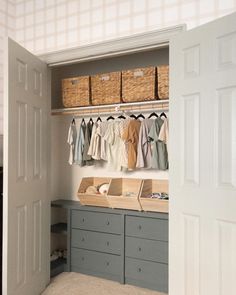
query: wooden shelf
51 223 67 234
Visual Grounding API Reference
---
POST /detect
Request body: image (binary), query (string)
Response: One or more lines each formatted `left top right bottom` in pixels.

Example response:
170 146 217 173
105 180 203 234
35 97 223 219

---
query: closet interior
50 46 170 292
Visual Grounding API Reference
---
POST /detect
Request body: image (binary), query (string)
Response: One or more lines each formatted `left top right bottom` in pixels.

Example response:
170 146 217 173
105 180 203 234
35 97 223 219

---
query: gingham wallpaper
0 0 15 134
0 0 236 135
14 0 236 54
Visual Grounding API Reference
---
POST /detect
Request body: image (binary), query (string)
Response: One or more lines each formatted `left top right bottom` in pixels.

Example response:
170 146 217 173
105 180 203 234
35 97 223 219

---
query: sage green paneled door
3 38 50 295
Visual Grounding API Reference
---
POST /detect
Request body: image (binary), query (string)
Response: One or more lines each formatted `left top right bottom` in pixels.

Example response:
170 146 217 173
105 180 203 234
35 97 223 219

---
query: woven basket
91 71 121 105
122 67 156 102
62 76 90 107
157 65 169 100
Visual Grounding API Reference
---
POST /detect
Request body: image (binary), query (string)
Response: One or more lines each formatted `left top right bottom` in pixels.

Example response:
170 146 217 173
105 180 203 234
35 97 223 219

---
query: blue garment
74 122 86 166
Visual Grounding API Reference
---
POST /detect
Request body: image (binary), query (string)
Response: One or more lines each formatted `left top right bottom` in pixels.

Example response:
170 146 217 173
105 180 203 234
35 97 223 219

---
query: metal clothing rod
70 108 169 119
52 100 169 115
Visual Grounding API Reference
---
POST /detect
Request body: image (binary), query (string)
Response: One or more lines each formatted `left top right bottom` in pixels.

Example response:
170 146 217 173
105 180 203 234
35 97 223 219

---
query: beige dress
136 118 154 169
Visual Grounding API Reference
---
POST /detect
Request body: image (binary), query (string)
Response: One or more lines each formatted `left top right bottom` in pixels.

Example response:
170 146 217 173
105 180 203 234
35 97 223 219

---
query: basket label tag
101 76 110 81
134 71 144 77
71 79 79 85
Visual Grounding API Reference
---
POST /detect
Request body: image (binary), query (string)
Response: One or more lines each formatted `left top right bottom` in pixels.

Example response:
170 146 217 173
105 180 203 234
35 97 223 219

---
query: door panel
170 12 236 295
3 38 50 295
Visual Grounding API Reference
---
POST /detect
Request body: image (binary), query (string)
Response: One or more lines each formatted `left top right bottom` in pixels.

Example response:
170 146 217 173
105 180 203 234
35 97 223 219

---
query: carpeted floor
42 272 165 295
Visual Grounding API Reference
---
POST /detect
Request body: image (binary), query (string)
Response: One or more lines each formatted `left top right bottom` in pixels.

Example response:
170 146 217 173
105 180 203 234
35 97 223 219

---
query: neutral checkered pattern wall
14 0 236 54
0 0 15 134
0 0 236 135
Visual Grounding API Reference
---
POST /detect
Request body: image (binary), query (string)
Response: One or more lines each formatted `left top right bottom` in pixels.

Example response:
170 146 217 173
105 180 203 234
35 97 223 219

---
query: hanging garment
104 120 124 171
122 119 141 170
159 117 169 153
118 118 133 169
67 121 77 165
148 117 168 170
87 121 102 160
82 121 94 165
136 118 154 169
74 122 86 166
96 121 109 161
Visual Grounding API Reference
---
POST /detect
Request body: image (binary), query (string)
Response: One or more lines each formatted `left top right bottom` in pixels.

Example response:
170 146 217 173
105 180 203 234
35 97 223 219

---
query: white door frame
3 24 184 294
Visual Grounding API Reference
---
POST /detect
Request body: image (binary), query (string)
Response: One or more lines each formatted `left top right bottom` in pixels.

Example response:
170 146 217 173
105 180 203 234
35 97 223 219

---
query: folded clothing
50 249 67 261
143 192 169 199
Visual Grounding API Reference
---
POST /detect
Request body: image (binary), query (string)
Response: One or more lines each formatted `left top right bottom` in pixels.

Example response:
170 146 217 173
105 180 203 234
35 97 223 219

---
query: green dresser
125 215 168 293
51 200 168 293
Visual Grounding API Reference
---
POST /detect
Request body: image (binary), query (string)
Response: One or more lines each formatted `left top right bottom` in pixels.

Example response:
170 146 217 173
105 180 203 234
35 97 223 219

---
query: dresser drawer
71 248 122 277
125 257 168 293
71 229 122 255
126 216 168 241
71 210 122 234
125 236 168 264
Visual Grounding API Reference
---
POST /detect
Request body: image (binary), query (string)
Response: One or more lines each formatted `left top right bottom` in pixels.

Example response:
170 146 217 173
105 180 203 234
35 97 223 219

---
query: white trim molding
39 25 186 67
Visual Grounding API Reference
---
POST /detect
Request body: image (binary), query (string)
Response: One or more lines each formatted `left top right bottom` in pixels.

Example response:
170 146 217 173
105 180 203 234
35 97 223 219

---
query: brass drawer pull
138 247 142 252
106 241 110 246
106 220 110 226
138 267 142 273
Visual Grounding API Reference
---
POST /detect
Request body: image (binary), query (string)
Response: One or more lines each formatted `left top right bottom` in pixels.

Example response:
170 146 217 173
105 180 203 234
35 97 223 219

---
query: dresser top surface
51 199 168 220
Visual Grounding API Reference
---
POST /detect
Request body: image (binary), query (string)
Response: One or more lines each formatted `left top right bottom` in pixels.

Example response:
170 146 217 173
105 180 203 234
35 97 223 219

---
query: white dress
87 122 102 160
67 122 77 165
104 120 124 171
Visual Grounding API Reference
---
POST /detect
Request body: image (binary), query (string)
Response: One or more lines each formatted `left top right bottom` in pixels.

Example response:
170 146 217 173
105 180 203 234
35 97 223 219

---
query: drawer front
125 236 168 264
71 248 121 276
72 210 122 234
126 216 168 241
71 229 122 255
125 257 168 292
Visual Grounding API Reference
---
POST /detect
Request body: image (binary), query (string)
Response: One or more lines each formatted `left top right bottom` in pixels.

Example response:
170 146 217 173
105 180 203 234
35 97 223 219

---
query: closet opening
49 46 170 292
